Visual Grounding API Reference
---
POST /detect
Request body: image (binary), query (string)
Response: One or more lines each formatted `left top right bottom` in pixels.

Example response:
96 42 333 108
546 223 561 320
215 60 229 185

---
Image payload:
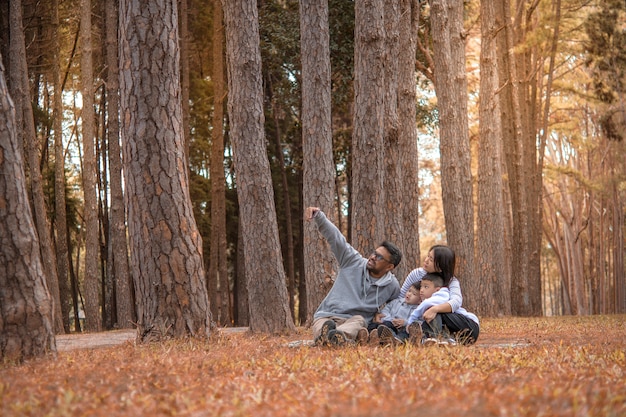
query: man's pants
312 315 367 340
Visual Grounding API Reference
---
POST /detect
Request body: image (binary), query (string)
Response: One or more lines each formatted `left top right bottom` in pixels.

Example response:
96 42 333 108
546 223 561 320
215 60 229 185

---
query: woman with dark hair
397 245 479 345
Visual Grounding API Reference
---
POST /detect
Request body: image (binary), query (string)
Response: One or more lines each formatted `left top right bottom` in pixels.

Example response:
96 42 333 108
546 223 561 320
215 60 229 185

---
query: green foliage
188 76 214 254
260 0 301 82
258 1 303 270
189 0 214 77
259 0 302 170
186 0 240 269
584 0 626 101
188 77 213 173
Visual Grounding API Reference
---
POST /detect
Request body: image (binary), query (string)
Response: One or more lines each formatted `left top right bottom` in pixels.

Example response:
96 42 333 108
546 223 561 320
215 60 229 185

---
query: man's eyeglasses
371 251 391 264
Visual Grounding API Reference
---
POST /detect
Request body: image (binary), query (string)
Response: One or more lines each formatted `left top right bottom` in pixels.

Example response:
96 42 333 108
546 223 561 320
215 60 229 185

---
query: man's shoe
356 328 369 345
328 329 348 346
315 320 336 346
368 329 379 346
407 322 423 345
438 338 457 346
421 337 438 347
378 325 398 346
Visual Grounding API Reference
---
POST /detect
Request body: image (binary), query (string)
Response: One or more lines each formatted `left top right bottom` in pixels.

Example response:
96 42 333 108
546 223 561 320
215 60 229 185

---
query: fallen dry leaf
1 315 625 416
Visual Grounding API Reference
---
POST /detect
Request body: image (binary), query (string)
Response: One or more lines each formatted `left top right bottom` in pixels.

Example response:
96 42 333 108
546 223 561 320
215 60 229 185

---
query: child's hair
410 281 421 291
422 272 444 288
429 245 456 286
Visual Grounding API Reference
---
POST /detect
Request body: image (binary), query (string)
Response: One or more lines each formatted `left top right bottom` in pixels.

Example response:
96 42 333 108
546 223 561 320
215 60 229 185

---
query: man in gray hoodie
305 207 401 346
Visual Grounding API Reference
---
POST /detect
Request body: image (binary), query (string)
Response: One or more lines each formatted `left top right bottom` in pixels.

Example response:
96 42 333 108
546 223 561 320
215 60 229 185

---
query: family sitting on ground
305 206 480 347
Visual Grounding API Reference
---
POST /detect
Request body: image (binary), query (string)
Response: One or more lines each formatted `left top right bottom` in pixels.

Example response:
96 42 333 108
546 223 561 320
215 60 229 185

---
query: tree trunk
612 167 625 313
300 0 337 326
430 0 474 280
178 0 190 161
222 0 295 334
0 58 56 361
534 0 562 317
100 88 114 330
235 220 249 326
0 3 7 65
519 4 543 316
398 0 421 282
475 0 510 317
272 105 297 321
80 0 101 332
497 0 543 316
496 0 528 315
209 0 231 326
9 0 65 335
52 0 72 334
119 0 211 340
105 0 134 329
265 74 296 321
382 0 406 279
297 179 307 323
352 0 385 254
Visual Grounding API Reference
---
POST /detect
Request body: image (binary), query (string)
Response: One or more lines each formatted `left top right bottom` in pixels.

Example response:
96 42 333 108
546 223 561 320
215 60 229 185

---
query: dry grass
1 315 625 417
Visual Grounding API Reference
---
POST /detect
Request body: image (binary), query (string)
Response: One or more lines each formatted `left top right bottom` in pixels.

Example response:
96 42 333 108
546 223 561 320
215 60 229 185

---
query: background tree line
0 0 624 360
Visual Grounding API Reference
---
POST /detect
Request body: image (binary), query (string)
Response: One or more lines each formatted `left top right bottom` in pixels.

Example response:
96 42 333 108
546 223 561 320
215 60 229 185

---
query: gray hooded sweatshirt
312 211 400 322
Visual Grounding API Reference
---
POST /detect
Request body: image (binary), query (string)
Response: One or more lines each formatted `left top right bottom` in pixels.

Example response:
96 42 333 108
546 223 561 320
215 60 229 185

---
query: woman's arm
447 277 463 311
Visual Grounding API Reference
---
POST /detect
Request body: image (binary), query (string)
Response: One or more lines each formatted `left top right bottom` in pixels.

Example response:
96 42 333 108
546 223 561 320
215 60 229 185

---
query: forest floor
2 315 625 417
54 323 530 351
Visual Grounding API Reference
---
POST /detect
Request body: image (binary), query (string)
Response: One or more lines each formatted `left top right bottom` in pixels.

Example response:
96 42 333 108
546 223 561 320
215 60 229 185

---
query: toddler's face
405 287 421 305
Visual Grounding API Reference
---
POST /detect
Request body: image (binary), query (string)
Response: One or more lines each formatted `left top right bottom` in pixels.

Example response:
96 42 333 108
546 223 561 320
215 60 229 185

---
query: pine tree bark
81 0 101 332
269 104 296 321
534 0 562 316
235 221 249 326
178 0 190 160
496 0 537 316
382 0 406 280
266 76 296 321
352 0 386 254
300 0 337 326
52 0 72 333
475 0 510 317
9 0 65 334
398 0 421 282
430 0 474 280
105 0 134 329
209 0 231 326
0 58 56 361
518 5 543 316
119 0 211 339
612 170 625 313
222 0 295 333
